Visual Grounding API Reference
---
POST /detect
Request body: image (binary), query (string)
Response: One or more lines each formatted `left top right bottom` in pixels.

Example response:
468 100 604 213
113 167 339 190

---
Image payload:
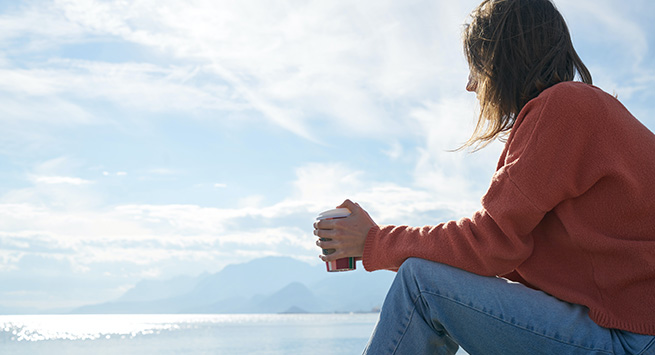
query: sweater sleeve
362 207 536 276
362 82 604 275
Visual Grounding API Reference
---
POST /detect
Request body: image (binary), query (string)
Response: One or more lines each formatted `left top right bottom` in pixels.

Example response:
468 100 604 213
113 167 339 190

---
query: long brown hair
462 0 592 150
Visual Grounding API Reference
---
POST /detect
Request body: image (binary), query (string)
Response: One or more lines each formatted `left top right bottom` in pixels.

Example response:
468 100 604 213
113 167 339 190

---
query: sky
1 0 654 311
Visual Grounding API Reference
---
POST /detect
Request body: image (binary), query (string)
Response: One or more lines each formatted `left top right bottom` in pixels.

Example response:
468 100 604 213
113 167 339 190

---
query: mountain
0 305 41 315
196 282 328 314
116 274 206 303
71 256 395 314
188 256 323 303
255 282 322 313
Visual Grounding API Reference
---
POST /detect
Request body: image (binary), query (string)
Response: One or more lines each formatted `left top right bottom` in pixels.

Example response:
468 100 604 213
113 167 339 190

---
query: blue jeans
363 258 655 355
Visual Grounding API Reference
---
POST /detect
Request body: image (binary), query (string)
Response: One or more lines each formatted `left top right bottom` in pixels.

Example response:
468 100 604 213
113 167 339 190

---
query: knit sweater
363 81 655 336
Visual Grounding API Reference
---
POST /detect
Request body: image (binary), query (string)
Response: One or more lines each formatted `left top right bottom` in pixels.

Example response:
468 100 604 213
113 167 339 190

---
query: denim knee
397 258 483 305
398 257 424 273
398 258 456 290
398 257 439 275
397 258 431 289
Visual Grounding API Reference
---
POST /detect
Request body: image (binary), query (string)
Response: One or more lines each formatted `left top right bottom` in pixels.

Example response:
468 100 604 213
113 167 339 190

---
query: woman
313 0 655 354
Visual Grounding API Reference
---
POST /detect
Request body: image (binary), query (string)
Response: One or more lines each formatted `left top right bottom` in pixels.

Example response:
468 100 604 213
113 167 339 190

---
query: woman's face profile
466 72 478 93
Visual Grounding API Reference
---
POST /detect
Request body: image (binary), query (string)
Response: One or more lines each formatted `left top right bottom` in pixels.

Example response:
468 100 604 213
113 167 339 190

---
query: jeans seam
420 289 614 354
638 337 655 355
390 298 420 355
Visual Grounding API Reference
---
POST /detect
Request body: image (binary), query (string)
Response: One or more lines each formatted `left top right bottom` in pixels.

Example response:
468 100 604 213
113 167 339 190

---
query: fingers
316 237 336 250
316 238 346 261
314 228 337 239
314 220 338 256
320 245 356 261
316 236 358 261
314 218 337 231
320 249 348 262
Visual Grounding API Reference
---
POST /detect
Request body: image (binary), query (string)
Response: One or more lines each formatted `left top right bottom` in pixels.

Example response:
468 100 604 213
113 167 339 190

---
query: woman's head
462 0 592 149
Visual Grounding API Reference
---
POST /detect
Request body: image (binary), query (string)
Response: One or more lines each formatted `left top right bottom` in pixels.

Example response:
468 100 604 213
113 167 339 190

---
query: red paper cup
316 208 356 272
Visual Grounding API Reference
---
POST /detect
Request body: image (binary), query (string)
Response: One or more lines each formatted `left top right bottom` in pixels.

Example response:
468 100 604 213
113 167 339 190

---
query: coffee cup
316 208 356 272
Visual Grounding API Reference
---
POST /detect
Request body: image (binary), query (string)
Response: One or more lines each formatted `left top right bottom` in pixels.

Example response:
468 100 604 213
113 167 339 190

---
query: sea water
0 313 375 355
0 313 468 354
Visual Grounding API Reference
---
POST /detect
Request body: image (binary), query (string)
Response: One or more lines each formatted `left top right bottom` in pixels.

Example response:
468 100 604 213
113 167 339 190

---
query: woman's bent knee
397 258 489 298
398 258 460 281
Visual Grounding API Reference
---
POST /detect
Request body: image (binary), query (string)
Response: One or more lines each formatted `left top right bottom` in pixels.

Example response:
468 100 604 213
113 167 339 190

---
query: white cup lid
316 208 351 220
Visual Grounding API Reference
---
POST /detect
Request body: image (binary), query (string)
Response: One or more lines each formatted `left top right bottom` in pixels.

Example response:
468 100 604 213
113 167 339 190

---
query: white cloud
286 161 486 225
0 249 22 272
145 168 179 176
290 162 366 212
556 0 655 109
559 0 648 64
382 141 404 160
0 61 244 127
0 156 486 278
30 175 93 185
0 0 482 141
0 93 95 126
0 2 85 47
2 0 651 140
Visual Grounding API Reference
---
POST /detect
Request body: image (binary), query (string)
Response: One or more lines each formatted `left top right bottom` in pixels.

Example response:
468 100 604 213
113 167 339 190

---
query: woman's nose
466 74 478 92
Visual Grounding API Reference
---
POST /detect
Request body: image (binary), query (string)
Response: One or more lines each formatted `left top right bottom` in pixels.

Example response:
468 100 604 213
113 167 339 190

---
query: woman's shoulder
512 81 626 145
538 81 611 107
519 81 598 122
524 80 623 125
539 81 611 99
526 80 645 141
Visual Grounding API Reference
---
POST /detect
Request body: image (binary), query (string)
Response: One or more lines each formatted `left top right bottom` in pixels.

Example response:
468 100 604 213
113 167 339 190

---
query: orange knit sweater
362 81 655 335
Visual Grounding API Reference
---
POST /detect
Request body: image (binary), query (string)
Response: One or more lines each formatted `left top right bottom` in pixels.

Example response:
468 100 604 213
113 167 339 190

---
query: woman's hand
314 199 377 262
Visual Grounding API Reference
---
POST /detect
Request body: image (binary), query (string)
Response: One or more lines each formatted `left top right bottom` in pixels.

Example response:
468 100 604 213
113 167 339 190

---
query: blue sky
1 0 654 311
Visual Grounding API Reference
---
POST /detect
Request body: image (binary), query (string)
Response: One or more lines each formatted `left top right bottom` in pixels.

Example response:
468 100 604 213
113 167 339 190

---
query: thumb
337 199 360 214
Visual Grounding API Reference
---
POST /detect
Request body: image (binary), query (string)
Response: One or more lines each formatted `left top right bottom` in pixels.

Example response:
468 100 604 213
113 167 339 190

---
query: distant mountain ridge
71 256 395 314
116 274 204 303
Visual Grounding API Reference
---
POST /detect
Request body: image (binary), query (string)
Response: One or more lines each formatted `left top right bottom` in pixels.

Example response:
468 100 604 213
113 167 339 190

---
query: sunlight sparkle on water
0 313 371 342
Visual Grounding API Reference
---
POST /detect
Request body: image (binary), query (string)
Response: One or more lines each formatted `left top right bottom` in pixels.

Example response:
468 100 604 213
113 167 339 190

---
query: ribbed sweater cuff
362 225 381 272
